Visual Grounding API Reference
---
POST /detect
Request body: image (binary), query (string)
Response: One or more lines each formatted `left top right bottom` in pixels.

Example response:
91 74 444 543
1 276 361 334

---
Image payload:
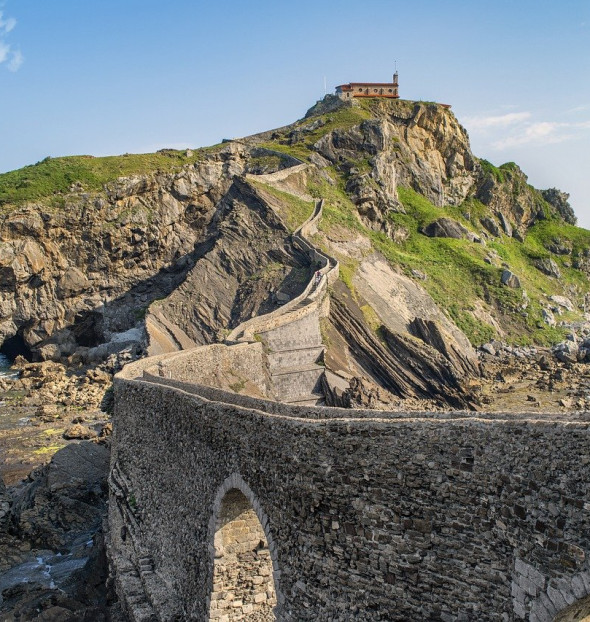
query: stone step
261 311 322 352
271 366 324 402
267 346 324 373
286 394 325 406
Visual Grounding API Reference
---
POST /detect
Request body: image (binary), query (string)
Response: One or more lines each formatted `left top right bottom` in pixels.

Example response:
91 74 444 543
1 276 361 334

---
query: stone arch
207 473 282 620
528 570 590 622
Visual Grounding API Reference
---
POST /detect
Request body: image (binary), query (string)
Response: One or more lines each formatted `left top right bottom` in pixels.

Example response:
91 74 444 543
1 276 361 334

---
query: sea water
0 353 18 379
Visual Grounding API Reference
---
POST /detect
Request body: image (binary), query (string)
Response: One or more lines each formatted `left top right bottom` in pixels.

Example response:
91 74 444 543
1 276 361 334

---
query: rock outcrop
144 178 310 353
542 187 576 225
421 217 468 239
0 442 113 620
0 144 253 360
311 100 477 230
10 442 109 549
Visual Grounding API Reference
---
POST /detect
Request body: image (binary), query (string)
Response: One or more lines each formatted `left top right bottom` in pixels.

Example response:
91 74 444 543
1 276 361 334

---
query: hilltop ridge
0 96 587 418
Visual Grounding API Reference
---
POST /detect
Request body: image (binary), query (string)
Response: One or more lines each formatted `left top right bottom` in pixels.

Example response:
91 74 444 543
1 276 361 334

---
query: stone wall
109 374 590 621
149 341 272 399
210 488 276 620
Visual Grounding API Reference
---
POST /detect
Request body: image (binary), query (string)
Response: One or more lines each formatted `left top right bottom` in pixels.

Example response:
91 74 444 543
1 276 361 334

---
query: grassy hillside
0 149 206 208
309 159 590 345
1 98 587 348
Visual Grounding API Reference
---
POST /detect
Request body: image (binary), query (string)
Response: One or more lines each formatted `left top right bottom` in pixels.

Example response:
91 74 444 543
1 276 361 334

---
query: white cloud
0 40 9 64
492 121 590 150
567 104 590 114
0 12 15 34
463 111 531 130
0 9 22 72
8 48 22 72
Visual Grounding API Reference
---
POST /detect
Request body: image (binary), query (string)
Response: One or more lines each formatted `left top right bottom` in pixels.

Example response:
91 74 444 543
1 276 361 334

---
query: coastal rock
0 143 250 356
63 424 98 440
421 218 467 239
501 270 521 288
535 257 562 278
553 340 578 364
9 443 109 549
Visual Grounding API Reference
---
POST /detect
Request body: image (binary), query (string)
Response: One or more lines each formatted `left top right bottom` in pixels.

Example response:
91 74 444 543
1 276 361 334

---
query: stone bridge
108 182 590 622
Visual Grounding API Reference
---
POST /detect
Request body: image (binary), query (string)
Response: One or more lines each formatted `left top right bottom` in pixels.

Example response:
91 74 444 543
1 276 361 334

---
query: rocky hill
1 93 589 619
0 95 588 410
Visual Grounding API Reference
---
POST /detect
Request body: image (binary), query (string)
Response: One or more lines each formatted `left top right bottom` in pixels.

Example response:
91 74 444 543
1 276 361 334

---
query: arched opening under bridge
208 486 277 621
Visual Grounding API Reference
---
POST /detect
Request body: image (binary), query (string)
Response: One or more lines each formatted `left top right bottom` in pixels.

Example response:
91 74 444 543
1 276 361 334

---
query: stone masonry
109 374 590 621
108 178 590 622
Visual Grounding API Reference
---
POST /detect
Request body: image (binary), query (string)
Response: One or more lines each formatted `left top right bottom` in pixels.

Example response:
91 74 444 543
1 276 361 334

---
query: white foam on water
0 353 18 379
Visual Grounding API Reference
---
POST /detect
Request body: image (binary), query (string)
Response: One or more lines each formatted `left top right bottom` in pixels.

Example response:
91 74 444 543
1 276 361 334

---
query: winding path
108 170 590 622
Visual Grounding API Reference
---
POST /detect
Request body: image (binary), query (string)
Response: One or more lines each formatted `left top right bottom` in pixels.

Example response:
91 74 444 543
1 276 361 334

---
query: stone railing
245 162 308 185
226 197 339 344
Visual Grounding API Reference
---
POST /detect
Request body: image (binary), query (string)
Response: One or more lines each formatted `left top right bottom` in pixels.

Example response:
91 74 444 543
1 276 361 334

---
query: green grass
248 180 314 232
311 183 577 346
259 105 372 163
0 149 206 207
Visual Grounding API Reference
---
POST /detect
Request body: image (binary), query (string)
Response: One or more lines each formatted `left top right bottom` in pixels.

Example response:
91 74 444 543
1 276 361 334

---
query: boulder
547 239 573 255
535 257 561 278
542 308 556 327
36 343 62 362
63 424 98 440
549 295 574 312
421 218 468 239
480 342 496 356
501 270 521 288
498 213 513 237
553 340 578 364
480 216 501 237
465 231 483 243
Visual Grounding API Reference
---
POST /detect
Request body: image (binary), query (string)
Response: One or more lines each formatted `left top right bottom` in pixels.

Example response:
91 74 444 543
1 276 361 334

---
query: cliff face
0 96 584 366
305 98 567 237
144 179 310 353
314 100 476 220
0 144 258 358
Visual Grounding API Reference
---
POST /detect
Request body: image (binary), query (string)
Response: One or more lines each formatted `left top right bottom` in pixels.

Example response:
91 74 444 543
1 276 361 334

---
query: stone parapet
110 371 590 621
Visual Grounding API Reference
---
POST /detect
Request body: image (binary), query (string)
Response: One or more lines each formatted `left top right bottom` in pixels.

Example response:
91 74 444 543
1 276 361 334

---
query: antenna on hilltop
324 76 327 95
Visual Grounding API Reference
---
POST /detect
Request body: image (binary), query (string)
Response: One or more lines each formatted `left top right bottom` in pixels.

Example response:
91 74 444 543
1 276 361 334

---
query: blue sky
1 0 589 226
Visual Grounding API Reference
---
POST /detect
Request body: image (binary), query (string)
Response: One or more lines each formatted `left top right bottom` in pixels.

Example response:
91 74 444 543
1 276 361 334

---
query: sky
1 0 589 226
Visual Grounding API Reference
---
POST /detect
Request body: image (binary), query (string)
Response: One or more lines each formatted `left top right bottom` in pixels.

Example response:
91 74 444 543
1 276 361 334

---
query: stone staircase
225 185 339 407
262 309 325 406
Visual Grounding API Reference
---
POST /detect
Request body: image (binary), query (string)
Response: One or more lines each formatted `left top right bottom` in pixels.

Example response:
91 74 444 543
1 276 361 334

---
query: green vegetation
2 95 587 350
308 168 580 345
371 187 575 345
479 159 507 184
0 149 205 207
229 379 246 393
248 180 314 231
259 105 372 162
